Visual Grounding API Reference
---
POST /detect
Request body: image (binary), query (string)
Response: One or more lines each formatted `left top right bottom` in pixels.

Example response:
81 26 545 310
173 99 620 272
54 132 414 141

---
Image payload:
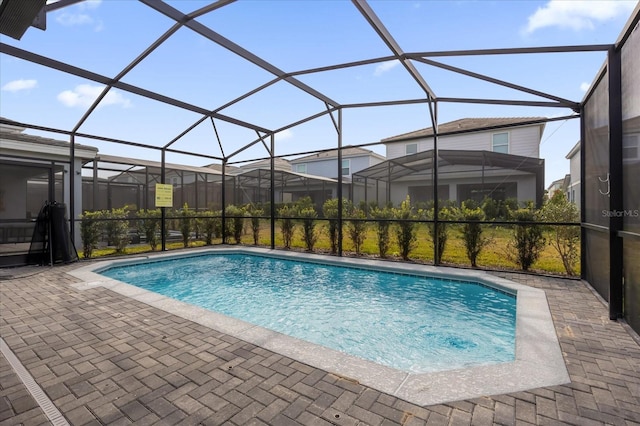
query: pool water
100 253 516 373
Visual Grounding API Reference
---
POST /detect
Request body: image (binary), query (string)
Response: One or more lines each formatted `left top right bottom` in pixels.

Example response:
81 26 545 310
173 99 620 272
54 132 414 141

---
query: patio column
270 134 275 249
337 108 343 256
144 166 149 210
432 102 440 265
161 149 166 252
221 160 227 244
195 173 199 211
93 159 98 211
608 45 623 320
387 163 391 205
580 105 586 281
69 134 76 243
364 177 368 208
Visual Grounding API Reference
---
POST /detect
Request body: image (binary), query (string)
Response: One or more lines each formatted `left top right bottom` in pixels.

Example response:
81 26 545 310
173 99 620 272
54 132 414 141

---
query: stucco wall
0 171 27 220
296 155 379 178
386 125 542 159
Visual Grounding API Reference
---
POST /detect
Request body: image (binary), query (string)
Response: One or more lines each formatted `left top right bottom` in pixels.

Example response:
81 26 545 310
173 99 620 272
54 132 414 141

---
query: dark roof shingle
381 117 547 142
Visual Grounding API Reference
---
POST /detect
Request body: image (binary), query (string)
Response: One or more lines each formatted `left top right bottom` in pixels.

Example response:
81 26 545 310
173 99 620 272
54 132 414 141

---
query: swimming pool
70 247 569 406
99 253 516 373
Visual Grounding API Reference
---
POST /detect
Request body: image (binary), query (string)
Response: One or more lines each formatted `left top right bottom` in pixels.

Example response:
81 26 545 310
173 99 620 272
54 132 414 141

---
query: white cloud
80 0 102 10
374 60 400 77
57 84 132 109
55 0 103 30
2 79 37 92
580 82 591 92
56 12 93 26
275 129 293 141
523 0 637 34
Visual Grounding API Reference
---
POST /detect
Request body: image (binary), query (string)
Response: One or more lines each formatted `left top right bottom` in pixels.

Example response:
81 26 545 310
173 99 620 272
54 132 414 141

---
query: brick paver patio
1 260 639 425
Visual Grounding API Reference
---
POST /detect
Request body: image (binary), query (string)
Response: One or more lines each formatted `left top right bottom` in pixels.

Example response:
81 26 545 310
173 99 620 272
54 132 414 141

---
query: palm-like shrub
541 191 580 275
225 204 244 244
178 203 193 248
80 210 103 259
104 208 130 253
460 203 490 267
277 204 297 249
508 208 546 271
347 207 367 255
299 206 318 251
322 198 339 254
246 205 264 245
393 196 417 261
425 205 457 264
196 210 219 245
322 198 347 254
137 209 161 251
371 205 393 258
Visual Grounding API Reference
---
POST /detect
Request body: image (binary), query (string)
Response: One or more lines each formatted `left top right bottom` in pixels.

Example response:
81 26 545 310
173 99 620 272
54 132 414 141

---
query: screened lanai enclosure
0 1 638 332
82 156 342 212
352 149 546 208
82 155 226 212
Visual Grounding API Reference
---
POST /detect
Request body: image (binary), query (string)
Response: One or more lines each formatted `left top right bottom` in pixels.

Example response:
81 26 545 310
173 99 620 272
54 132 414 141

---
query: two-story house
565 121 639 213
353 117 547 207
547 175 571 200
226 156 336 207
565 141 581 209
289 147 386 180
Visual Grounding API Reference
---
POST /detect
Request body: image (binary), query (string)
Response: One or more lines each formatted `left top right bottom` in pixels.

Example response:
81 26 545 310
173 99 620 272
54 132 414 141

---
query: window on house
341 159 350 176
492 132 509 154
623 134 638 159
294 164 307 173
405 143 418 155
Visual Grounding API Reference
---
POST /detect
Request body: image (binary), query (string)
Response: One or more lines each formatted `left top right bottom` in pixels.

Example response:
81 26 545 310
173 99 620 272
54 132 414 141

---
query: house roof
547 177 566 190
352 149 544 182
0 128 98 158
381 117 548 143
547 174 571 192
237 157 292 172
235 168 337 188
0 118 25 133
96 154 223 175
566 141 580 159
205 163 243 174
290 146 386 163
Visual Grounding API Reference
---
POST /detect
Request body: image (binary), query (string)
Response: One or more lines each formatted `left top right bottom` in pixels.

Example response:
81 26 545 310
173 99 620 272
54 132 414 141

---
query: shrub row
79 191 579 275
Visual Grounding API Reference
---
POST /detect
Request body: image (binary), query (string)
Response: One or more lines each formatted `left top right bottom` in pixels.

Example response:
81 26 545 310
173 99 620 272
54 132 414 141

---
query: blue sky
1 0 638 185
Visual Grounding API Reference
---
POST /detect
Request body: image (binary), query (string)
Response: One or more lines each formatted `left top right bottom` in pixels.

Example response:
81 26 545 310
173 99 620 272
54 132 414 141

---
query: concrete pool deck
1 248 639 425
68 247 569 407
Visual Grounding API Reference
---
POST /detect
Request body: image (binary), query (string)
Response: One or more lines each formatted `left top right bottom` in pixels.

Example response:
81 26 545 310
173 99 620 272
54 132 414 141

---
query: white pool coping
68 246 570 406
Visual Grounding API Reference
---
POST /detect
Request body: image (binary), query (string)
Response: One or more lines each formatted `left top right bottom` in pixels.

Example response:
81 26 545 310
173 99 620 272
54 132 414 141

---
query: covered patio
352 149 545 208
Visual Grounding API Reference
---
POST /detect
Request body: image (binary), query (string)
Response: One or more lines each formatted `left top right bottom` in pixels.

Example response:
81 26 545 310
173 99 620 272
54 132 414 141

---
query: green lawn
245 221 579 276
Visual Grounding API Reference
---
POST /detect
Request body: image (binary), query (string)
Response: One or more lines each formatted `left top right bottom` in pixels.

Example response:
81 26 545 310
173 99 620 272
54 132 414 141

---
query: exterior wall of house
293 155 382 179
568 151 582 209
301 158 339 177
547 181 563 195
0 170 27 220
516 174 538 204
375 173 536 207
386 125 542 159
